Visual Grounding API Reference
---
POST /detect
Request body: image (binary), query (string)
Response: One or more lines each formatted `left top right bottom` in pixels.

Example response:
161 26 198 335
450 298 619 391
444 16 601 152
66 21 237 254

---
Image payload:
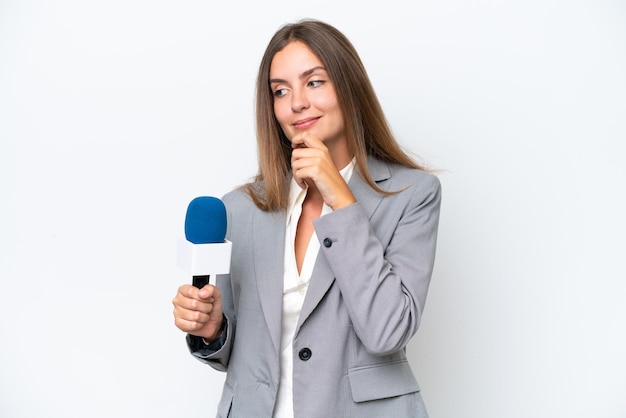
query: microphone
177 196 232 288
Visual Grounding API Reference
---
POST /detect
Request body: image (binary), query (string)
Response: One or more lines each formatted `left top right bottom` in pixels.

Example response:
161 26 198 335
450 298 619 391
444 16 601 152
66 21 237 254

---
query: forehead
269 41 324 78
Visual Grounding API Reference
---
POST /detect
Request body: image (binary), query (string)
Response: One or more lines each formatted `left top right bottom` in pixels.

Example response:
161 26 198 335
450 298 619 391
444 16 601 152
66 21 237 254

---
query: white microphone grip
177 237 232 286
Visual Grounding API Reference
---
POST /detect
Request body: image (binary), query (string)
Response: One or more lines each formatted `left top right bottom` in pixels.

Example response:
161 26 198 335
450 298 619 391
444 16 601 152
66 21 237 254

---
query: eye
273 87 287 98
308 80 325 88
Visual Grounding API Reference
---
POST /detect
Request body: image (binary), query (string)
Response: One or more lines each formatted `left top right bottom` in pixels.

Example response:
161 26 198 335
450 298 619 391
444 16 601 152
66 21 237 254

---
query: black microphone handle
192 275 211 289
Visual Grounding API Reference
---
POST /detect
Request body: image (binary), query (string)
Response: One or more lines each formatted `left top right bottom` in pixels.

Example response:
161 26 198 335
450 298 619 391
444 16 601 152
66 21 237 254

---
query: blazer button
298 347 312 361
323 238 333 248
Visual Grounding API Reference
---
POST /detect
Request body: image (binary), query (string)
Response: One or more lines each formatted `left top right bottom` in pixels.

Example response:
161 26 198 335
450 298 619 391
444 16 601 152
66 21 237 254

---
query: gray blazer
189 157 442 418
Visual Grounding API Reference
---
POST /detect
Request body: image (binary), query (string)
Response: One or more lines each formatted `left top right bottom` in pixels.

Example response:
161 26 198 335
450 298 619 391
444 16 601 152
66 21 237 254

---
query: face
269 41 346 149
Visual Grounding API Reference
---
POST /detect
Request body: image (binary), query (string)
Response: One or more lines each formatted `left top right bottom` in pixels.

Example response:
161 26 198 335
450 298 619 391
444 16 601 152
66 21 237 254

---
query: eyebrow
269 66 327 84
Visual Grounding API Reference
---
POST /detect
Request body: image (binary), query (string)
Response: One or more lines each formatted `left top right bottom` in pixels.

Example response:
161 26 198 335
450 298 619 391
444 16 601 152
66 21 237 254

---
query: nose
291 87 309 112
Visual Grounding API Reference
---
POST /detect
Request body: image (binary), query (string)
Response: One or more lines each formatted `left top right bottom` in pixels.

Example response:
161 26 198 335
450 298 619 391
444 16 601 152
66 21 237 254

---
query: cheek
322 101 343 126
314 93 341 118
273 102 288 125
273 103 293 138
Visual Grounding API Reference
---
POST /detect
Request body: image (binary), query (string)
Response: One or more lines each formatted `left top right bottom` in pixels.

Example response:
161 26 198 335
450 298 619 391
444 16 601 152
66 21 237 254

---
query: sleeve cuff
187 319 228 357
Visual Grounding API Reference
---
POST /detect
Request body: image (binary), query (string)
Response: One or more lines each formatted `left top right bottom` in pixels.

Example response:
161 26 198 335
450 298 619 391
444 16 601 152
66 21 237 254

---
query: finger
174 304 213 323
178 283 217 301
291 132 325 150
197 284 213 300
177 284 200 299
291 147 325 165
290 132 307 148
173 292 213 313
199 284 221 302
174 316 210 333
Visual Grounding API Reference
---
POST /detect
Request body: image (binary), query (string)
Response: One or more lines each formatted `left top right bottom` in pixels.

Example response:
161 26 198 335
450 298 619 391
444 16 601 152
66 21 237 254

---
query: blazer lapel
297 157 391 330
347 156 391 217
253 209 286 354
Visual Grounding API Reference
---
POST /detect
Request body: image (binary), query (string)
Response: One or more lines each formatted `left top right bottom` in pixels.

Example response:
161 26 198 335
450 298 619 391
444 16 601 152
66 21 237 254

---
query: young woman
172 19 442 418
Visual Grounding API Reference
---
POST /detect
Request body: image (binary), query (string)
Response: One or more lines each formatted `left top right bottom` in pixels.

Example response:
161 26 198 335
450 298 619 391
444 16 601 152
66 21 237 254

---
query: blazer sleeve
186 312 233 372
313 172 442 356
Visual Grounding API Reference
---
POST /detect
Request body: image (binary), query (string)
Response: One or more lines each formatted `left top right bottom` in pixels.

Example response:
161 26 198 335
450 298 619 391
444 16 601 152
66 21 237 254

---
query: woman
172 19 442 418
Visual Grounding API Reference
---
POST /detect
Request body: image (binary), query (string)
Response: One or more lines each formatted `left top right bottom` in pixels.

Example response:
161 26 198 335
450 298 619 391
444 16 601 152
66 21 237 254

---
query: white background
1 1 625 417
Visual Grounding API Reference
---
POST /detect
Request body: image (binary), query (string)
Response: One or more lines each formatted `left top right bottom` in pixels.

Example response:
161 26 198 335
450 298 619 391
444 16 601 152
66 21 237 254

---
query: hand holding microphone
172 283 223 341
172 196 231 342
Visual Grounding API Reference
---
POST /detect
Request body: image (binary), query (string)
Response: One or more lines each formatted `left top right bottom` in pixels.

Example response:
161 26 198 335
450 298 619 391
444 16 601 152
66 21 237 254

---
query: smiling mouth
293 117 319 130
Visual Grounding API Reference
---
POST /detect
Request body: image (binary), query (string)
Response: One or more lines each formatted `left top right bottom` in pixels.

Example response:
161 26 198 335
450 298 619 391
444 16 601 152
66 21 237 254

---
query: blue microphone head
184 196 227 244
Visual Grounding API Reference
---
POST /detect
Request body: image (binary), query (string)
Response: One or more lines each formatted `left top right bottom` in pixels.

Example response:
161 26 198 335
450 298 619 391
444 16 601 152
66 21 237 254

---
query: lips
293 117 319 130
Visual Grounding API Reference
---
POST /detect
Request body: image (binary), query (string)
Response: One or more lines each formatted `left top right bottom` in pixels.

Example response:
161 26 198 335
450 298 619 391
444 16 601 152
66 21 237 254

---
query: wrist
202 316 226 345
331 196 356 211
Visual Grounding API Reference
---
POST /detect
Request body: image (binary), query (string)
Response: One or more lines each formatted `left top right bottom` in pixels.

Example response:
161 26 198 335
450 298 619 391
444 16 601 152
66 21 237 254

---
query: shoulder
222 185 255 213
368 157 441 196
392 163 439 185
388 166 441 213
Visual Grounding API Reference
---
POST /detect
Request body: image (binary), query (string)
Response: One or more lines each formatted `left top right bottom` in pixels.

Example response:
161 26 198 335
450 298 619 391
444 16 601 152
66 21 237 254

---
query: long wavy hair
245 19 427 212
